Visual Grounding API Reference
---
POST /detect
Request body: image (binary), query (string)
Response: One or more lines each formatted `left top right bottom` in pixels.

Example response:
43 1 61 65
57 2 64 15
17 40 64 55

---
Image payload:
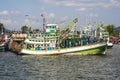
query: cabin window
44 44 47 46
32 34 35 37
50 26 53 29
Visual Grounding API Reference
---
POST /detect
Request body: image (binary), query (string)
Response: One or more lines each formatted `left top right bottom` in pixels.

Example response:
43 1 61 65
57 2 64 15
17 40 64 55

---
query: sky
0 0 120 30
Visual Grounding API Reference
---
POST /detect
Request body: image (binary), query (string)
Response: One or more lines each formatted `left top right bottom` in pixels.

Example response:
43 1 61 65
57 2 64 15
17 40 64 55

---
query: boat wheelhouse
24 24 58 50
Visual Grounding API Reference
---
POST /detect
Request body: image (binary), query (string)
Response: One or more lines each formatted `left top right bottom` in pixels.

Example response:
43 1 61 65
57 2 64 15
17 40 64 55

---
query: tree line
0 22 120 37
105 24 120 37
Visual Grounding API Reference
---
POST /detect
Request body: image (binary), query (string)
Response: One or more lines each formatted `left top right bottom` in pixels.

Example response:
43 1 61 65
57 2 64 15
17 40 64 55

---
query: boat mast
41 14 46 32
41 14 46 50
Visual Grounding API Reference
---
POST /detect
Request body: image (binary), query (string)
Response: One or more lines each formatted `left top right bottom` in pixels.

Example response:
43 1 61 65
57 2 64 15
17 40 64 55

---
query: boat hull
0 45 8 52
107 42 113 48
20 43 107 55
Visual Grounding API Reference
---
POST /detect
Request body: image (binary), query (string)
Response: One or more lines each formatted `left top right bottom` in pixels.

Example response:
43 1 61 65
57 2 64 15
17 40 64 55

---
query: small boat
0 34 9 51
0 43 8 51
107 37 113 48
102 32 113 48
19 18 107 55
107 42 113 48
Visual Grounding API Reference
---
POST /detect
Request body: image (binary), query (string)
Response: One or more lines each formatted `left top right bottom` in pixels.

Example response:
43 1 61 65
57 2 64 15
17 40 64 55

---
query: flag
25 15 29 16
41 14 44 17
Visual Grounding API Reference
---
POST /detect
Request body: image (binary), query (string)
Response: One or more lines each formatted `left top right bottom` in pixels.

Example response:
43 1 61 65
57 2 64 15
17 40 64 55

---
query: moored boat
102 32 113 48
0 44 8 52
0 34 9 51
19 18 107 55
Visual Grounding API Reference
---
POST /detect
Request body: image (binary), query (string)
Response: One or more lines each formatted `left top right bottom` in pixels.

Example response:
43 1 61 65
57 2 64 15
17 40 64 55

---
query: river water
0 45 120 80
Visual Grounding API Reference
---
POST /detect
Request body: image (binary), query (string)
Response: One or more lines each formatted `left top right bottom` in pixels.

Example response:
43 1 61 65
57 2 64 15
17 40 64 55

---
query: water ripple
0 45 120 80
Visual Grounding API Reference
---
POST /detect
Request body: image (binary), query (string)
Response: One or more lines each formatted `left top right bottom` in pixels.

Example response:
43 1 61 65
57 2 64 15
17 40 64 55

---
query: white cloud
23 18 41 29
43 0 77 7
11 11 21 16
57 16 69 26
77 8 87 11
89 13 99 18
102 0 120 8
60 16 68 22
48 13 55 18
13 20 20 26
0 19 12 26
0 10 21 17
24 19 30 26
43 0 120 11
0 10 9 16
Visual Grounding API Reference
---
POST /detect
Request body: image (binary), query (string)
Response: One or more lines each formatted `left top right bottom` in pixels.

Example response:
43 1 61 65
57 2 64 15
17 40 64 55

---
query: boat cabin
24 24 59 50
46 24 58 34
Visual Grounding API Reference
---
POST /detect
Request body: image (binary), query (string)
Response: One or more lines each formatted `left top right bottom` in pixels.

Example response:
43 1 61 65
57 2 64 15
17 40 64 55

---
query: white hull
20 43 106 55
107 42 113 47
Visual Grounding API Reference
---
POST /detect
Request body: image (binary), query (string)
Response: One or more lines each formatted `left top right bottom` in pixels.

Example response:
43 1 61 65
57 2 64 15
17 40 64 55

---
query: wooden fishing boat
19 18 107 55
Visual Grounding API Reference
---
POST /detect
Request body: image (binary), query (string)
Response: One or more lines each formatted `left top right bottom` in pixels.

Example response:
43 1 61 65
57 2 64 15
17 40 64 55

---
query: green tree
113 30 120 37
0 23 5 34
33 29 40 32
21 25 30 33
105 24 114 36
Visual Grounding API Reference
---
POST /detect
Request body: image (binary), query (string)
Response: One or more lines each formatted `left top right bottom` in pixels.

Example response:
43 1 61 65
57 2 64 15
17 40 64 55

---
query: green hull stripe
22 44 106 55
72 45 106 55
